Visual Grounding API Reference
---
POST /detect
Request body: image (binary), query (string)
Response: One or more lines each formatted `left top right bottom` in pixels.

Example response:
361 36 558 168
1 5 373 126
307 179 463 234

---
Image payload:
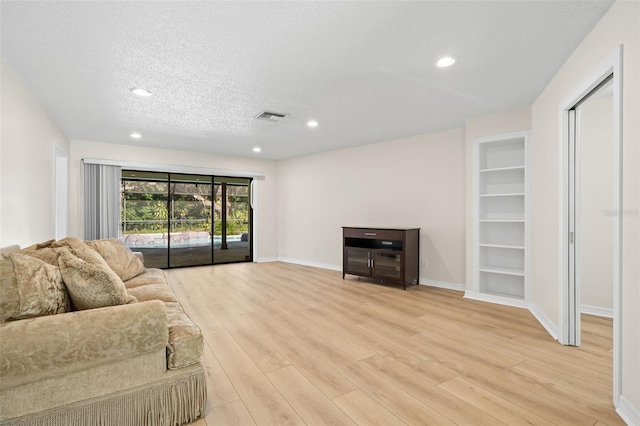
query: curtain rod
82 158 266 180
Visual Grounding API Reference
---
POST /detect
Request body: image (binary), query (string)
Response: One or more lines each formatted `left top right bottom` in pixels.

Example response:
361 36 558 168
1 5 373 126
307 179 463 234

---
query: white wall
0 59 70 249
531 0 639 418
68 140 279 261
278 127 467 287
578 95 614 313
464 108 532 291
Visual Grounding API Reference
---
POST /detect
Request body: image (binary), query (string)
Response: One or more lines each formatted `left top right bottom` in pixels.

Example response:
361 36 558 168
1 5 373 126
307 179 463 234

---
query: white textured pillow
57 249 137 310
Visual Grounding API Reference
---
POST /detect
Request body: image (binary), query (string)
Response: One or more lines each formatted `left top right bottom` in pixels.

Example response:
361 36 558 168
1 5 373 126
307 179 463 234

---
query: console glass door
373 251 402 281
346 248 372 276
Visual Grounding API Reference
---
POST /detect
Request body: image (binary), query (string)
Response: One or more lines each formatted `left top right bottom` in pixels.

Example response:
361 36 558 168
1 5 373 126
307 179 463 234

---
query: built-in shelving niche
470 131 530 307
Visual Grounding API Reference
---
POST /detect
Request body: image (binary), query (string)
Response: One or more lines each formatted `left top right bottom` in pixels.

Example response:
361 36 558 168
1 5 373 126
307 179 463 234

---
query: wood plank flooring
164 262 621 426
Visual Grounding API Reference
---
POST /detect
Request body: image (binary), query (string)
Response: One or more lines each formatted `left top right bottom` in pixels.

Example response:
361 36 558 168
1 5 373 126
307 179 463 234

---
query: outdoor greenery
121 180 249 236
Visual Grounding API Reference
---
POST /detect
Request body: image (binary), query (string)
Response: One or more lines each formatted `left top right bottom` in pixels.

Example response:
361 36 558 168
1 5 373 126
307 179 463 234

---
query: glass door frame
121 170 253 269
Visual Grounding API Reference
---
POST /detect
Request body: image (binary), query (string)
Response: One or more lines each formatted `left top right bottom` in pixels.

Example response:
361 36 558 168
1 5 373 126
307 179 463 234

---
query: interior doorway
574 79 615 358
54 146 68 240
561 46 622 403
568 76 614 346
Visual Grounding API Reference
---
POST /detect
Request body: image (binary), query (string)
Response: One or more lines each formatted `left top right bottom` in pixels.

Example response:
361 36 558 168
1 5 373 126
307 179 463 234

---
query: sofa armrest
0 300 168 388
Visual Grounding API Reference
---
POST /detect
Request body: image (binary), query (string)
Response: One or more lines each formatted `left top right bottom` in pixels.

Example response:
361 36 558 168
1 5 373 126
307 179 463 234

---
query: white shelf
479 222 524 247
479 266 525 276
479 166 525 173
481 289 525 300
479 243 524 249
479 271 525 299
479 193 525 197
474 131 529 305
479 168 524 195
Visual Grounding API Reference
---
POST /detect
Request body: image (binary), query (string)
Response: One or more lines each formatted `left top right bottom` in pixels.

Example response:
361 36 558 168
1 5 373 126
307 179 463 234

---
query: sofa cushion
124 268 166 289
0 254 70 322
165 302 203 369
58 249 137 310
127 284 178 303
0 300 169 388
86 239 146 281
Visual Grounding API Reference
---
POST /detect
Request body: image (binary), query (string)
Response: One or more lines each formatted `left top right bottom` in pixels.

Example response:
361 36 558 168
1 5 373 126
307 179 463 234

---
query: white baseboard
464 291 531 310
270 261 465 292
278 257 342 272
581 304 614 318
255 257 279 263
419 279 465 292
529 303 560 342
617 395 640 426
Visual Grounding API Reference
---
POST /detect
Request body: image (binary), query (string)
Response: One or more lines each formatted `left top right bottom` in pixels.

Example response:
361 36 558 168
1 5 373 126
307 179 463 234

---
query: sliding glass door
213 177 252 264
120 171 252 268
169 174 213 267
121 171 170 268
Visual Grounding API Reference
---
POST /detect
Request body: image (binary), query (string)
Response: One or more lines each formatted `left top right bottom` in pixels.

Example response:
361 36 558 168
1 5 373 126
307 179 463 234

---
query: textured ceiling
1 1 613 160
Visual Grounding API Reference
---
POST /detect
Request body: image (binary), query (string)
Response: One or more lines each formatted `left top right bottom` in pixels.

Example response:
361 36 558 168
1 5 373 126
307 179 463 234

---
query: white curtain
84 162 121 240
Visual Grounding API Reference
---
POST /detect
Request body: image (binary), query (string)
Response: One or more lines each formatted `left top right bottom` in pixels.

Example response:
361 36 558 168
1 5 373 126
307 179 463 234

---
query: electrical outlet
313 248 318 255
420 258 426 267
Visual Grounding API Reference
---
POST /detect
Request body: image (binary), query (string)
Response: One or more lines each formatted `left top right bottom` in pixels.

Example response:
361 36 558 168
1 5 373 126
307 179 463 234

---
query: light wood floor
164 262 621 426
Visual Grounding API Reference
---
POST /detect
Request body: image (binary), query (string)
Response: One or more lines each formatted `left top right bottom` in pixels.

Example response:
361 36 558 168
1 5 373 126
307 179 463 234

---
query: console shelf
342 227 420 290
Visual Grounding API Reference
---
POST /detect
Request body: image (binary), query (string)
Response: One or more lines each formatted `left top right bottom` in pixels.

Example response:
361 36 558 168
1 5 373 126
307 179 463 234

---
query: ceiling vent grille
255 111 287 122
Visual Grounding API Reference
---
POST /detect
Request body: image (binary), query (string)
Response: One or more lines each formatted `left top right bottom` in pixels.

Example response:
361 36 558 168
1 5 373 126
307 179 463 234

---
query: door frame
54 145 69 240
558 45 622 403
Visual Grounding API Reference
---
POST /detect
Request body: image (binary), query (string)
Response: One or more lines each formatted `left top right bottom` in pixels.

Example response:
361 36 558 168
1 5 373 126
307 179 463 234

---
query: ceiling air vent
255 111 287 122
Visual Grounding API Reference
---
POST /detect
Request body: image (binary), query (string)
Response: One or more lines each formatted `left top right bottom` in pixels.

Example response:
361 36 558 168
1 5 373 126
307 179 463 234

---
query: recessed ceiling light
307 120 319 128
436 56 456 68
130 132 142 139
253 147 262 153
130 87 152 97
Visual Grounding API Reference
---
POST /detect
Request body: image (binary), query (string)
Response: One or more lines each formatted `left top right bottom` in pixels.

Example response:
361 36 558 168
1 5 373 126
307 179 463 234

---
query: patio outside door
213 177 252 264
169 174 213 268
121 171 252 268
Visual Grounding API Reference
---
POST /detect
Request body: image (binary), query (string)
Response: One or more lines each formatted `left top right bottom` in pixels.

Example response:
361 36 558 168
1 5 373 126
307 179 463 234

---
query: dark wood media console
342 227 420 290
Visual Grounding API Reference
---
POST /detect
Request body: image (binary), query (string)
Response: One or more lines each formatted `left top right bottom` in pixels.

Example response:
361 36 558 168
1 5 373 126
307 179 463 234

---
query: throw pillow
86 239 146 281
22 247 67 266
51 237 87 251
0 254 70 322
19 239 56 252
22 243 106 268
57 249 137 310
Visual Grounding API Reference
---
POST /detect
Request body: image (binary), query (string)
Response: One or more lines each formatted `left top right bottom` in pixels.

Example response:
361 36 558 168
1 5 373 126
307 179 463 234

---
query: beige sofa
0 238 206 426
